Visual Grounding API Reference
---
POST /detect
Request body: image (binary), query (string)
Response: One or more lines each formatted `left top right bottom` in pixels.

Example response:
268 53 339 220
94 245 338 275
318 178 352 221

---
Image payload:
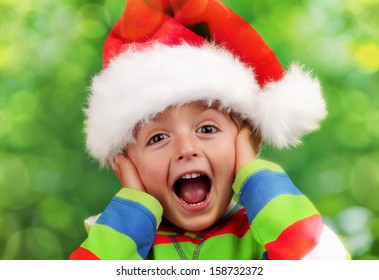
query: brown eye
147 133 167 145
198 125 218 134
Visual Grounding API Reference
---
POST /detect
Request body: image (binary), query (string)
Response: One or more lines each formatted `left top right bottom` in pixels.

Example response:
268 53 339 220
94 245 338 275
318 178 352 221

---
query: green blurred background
0 0 378 260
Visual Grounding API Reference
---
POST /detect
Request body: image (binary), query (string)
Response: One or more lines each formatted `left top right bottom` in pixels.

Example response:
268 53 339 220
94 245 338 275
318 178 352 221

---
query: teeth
181 172 202 179
180 193 209 206
180 198 204 206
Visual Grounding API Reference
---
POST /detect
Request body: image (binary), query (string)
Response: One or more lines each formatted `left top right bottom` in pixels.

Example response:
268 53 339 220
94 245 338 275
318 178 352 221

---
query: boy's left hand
235 124 261 176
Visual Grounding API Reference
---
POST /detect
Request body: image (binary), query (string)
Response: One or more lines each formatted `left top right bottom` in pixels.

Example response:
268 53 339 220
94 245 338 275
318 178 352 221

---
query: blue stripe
239 169 303 223
96 196 156 258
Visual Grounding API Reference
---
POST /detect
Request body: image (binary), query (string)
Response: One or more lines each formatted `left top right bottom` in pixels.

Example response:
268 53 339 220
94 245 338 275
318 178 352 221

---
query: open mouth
173 172 211 207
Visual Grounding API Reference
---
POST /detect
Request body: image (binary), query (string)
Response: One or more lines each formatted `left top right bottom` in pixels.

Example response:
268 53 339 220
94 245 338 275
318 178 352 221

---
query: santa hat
85 0 327 167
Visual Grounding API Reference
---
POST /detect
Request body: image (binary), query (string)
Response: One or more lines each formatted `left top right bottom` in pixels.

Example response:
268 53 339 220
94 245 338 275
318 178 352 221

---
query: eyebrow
134 104 231 136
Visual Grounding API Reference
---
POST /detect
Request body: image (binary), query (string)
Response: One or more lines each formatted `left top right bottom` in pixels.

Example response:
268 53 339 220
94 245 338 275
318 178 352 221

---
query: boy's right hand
235 124 261 176
112 154 147 193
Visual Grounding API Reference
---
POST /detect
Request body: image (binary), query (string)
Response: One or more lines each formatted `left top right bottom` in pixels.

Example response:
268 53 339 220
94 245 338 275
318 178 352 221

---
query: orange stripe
265 214 323 260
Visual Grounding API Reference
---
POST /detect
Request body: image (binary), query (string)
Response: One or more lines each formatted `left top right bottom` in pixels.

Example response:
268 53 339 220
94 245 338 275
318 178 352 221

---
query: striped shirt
70 159 349 260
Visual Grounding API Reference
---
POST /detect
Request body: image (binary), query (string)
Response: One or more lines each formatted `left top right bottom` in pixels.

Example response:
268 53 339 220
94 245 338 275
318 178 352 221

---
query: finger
235 125 257 175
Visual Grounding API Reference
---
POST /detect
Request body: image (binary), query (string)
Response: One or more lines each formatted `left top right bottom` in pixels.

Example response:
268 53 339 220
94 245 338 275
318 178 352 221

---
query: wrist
116 188 163 228
233 159 282 195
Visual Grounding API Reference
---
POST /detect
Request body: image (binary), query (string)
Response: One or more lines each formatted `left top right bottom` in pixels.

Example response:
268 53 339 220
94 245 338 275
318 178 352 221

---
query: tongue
176 177 209 204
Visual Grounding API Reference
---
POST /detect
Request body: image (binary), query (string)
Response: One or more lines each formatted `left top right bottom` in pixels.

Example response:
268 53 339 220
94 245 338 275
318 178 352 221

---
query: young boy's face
127 101 239 231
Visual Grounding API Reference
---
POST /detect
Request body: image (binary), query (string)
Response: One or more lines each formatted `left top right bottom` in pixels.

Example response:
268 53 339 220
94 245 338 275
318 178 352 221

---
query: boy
70 0 349 260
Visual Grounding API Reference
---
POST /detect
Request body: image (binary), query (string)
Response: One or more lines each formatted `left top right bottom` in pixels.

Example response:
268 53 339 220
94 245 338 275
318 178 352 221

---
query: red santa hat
85 0 327 167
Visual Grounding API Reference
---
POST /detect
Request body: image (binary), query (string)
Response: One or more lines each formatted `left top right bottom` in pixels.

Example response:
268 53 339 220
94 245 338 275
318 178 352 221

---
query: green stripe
151 233 262 260
156 230 176 236
116 188 163 228
199 233 261 259
251 194 318 244
184 232 200 239
81 223 142 260
233 159 284 195
150 242 187 260
155 231 199 240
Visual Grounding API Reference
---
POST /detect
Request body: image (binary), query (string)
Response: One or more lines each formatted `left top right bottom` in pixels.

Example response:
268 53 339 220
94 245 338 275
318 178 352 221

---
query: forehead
160 101 221 117
148 101 230 122
133 101 233 133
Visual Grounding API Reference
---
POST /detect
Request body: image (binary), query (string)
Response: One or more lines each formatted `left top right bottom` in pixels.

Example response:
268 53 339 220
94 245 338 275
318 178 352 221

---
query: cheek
207 135 237 174
128 146 166 181
135 154 169 193
216 133 237 159
208 138 236 205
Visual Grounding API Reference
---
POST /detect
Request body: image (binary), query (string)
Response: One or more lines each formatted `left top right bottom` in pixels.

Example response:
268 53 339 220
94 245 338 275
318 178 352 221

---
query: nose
175 133 199 161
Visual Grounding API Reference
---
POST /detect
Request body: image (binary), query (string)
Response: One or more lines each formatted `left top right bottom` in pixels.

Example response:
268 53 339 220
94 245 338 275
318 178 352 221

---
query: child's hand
235 124 261 176
111 154 147 193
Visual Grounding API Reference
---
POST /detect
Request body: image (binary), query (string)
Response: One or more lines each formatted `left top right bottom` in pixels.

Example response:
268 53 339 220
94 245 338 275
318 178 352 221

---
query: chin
171 212 221 232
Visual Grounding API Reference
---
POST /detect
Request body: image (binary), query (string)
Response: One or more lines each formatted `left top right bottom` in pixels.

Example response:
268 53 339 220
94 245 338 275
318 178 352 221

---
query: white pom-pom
252 64 327 148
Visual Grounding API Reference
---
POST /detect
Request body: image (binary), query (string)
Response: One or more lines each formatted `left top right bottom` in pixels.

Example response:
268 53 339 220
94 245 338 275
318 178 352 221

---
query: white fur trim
85 44 259 166
85 44 327 166
252 64 327 148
